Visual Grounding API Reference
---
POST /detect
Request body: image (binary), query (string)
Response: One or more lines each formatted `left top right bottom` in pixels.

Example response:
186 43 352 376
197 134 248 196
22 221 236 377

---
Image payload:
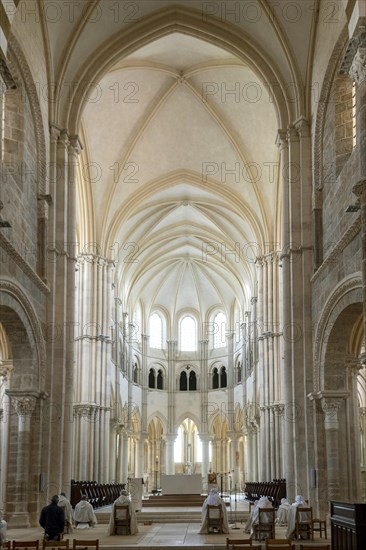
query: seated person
108 489 138 535
286 495 309 539
0 510 7 544
73 494 97 529
199 488 229 534
250 496 273 538
244 499 258 533
39 495 65 541
276 498 291 525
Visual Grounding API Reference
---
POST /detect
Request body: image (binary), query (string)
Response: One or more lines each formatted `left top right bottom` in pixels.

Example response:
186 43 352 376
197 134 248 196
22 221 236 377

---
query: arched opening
173 418 202 474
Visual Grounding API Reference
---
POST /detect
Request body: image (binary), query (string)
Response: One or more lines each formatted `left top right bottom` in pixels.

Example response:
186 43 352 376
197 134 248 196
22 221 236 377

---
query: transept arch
61 5 295 135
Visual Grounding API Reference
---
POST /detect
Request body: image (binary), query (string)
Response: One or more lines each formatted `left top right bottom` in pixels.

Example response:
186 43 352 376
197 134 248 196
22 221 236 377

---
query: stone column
166 340 177 475
353 175 366 335
7 393 38 527
274 403 285 477
226 332 235 432
228 432 241 485
200 434 211 491
141 334 149 434
115 425 123 482
0 74 6 161
249 422 259 480
199 339 209 432
348 29 366 366
259 406 267 480
164 434 176 475
361 406 366 467
199 338 210 486
121 429 129 483
109 423 117 481
0 362 12 510
73 403 98 480
135 435 146 478
345 357 363 500
321 396 346 500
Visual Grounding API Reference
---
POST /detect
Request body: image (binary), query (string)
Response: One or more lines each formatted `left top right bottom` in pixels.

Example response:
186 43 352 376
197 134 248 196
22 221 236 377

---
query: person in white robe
108 489 138 535
250 496 273 538
58 493 73 532
199 488 229 534
286 495 309 539
0 511 7 543
244 500 258 533
276 498 291 525
73 495 97 529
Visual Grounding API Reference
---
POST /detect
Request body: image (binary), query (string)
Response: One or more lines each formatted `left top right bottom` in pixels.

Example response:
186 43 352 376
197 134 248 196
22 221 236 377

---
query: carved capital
349 47 366 85
353 179 366 201
58 129 69 149
321 398 343 428
273 403 285 417
0 361 13 380
12 395 37 417
286 125 299 142
50 124 61 144
275 129 287 149
294 116 310 137
69 135 83 155
73 403 99 420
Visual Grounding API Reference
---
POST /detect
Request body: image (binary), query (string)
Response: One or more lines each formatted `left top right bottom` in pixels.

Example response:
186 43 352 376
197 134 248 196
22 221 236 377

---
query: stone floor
5 499 331 549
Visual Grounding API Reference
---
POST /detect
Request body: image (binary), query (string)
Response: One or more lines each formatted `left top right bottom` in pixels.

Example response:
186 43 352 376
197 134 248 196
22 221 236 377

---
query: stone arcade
0 0 365 532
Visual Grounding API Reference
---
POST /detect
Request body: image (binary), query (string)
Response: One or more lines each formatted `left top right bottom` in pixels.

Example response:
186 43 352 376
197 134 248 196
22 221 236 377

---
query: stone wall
312 66 362 324
1 72 38 272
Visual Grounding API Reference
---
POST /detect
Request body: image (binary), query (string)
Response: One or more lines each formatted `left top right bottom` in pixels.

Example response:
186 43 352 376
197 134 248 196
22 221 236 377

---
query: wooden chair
12 543 39 550
2 542 11 550
72 541 99 550
226 538 252 549
42 542 69 550
295 507 313 541
312 518 327 539
207 504 223 533
252 508 275 540
114 504 131 535
265 541 294 549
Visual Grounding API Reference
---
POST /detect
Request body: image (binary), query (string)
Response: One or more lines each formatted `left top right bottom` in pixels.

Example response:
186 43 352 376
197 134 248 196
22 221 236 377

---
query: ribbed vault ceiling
79 32 279 320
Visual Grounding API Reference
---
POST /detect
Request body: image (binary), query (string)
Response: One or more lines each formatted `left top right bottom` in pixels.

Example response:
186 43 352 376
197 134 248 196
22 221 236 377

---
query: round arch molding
0 278 46 390
313 273 363 392
61 5 296 133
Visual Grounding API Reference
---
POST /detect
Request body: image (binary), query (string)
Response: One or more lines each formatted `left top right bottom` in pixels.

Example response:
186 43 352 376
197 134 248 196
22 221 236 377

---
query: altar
160 474 202 495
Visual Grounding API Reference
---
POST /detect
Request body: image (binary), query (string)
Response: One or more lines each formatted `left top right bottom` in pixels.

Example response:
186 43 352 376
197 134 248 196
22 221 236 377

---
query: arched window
149 313 163 349
189 370 197 391
157 369 163 390
148 368 155 389
180 371 187 391
212 365 227 388
236 361 242 383
220 366 227 388
180 315 196 351
214 312 226 348
133 362 138 384
212 367 219 389
180 366 197 391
